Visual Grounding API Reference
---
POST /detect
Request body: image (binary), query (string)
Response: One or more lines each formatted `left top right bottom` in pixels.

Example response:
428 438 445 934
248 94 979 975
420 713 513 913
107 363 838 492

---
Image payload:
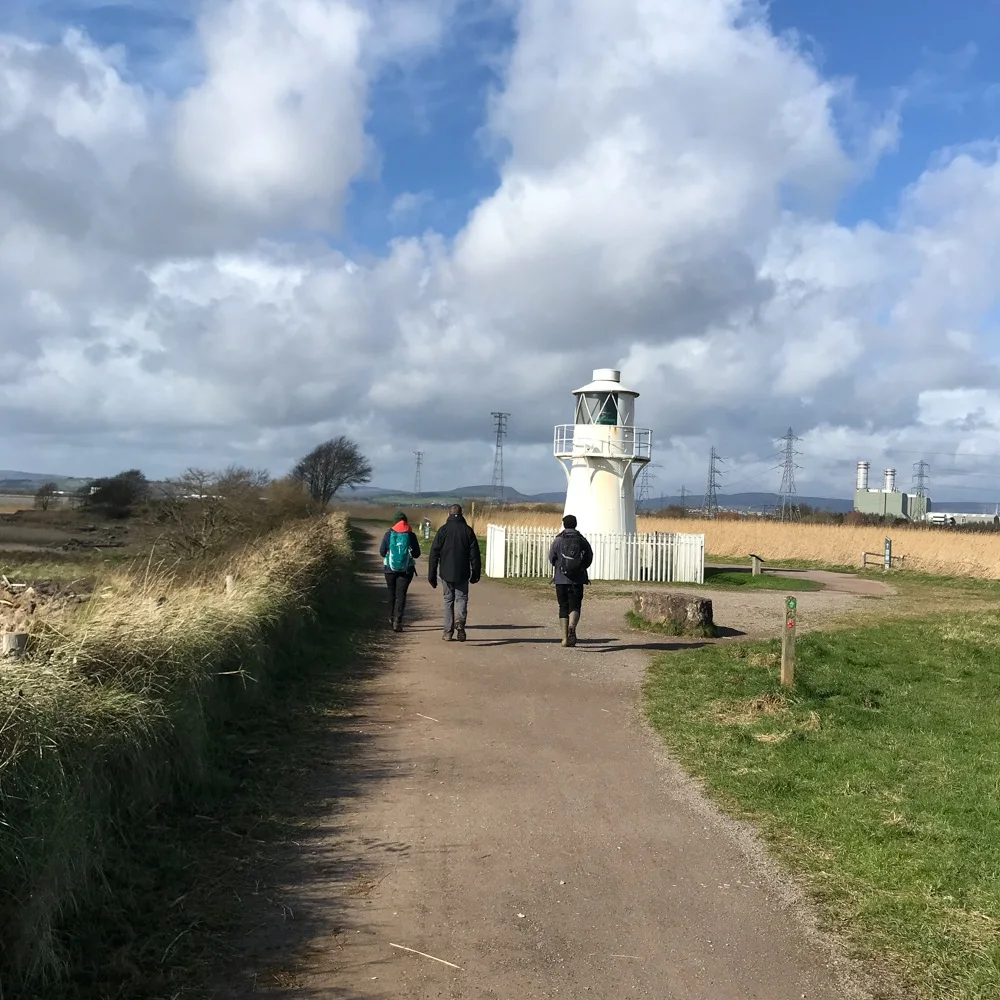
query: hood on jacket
391 520 409 533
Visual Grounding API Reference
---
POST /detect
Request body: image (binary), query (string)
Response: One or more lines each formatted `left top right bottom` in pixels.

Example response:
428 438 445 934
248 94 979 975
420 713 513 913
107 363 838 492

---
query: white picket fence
485 524 704 584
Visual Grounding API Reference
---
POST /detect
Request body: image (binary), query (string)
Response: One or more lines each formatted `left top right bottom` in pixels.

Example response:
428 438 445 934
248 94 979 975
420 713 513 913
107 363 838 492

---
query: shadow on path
213 541 423 1000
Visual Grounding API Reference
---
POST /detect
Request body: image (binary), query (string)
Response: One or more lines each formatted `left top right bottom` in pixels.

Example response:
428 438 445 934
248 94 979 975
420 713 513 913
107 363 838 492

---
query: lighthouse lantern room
553 368 652 538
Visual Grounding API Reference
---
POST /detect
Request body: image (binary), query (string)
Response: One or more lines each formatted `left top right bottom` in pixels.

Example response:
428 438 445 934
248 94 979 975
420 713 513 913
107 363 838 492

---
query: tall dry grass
335 500 498 535
0 513 353 992
488 511 1000 578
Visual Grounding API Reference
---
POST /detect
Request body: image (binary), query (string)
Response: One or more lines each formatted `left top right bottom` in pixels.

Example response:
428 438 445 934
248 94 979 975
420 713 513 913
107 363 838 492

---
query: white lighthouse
553 368 651 538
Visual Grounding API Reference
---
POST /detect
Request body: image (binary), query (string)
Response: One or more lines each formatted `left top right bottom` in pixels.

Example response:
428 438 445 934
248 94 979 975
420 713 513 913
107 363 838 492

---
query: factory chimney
856 461 869 491
883 468 896 493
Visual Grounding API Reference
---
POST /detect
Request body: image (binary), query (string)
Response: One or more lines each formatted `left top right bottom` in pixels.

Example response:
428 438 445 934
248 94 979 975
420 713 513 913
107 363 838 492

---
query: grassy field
0 513 361 997
701 567 821 591
644 615 1000 1000
487 510 1000 579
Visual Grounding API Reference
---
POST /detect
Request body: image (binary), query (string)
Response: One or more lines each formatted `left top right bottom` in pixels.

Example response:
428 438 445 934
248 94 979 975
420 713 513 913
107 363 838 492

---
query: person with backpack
548 514 594 647
427 504 481 641
379 512 421 632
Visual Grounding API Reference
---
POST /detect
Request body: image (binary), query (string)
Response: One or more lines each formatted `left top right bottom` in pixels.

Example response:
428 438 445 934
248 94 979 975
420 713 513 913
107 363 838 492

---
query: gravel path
223 542 872 999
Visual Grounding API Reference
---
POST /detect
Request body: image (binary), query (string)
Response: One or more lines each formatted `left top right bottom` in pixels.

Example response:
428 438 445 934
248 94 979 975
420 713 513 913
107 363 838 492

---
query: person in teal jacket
379 512 421 632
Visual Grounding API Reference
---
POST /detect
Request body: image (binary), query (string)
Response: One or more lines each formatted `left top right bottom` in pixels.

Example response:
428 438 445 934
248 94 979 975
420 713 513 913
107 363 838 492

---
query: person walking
379 511 421 632
427 503 481 641
548 514 594 647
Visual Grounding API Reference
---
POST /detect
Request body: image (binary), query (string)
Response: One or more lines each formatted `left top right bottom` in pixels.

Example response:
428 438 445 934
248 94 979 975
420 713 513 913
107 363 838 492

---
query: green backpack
386 530 413 572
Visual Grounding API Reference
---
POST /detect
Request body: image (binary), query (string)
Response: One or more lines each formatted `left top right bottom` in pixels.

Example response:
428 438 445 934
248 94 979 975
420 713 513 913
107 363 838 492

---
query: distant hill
0 471 92 494
5 471 998 513
642 492 854 514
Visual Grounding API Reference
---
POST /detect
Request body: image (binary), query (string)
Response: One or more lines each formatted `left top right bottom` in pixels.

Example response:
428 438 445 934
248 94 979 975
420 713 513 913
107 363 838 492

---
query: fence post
781 596 796 687
2 632 28 658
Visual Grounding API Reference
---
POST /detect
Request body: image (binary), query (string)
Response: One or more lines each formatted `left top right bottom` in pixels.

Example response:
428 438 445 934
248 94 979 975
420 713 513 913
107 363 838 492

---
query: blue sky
5 0 998 244
4 0 1000 500
769 0 1000 228
10 0 997 244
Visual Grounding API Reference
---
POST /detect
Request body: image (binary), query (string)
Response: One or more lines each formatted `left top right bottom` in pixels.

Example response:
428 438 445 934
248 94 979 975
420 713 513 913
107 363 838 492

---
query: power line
413 451 423 495
776 427 802 522
635 463 660 512
912 459 930 497
701 447 724 518
490 412 510 505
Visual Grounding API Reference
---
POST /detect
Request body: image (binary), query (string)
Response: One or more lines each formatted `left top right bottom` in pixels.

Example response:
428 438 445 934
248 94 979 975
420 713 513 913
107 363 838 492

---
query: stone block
632 592 716 637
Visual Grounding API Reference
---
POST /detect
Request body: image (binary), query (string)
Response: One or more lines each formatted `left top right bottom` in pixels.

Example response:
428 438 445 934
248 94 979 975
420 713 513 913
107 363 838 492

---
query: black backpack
559 531 585 575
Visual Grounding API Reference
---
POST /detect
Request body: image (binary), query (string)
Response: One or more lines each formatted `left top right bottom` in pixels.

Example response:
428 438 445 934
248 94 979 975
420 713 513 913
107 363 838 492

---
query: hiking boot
568 611 580 647
393 616 403 633
442 631 454 641
456 626 467 642
559 617 569 647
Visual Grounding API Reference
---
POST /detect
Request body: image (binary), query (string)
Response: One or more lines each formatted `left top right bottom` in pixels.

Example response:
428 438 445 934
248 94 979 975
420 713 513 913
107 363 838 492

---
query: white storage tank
856 461 869 491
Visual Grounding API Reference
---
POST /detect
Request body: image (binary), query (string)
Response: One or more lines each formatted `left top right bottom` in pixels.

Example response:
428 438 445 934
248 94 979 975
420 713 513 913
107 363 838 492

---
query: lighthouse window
577 392 620 425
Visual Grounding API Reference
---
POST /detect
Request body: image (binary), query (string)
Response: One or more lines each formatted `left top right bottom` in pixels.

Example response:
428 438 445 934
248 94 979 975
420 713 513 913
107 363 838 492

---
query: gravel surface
223 543 873 999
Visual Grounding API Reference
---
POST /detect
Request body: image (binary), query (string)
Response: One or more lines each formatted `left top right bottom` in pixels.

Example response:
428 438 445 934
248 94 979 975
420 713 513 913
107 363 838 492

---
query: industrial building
853 461 930 521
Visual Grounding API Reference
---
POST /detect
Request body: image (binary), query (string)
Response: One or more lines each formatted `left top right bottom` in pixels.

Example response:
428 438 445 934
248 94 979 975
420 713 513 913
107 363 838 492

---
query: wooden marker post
225 574 235 597
781 596 797 688
750 554 763 577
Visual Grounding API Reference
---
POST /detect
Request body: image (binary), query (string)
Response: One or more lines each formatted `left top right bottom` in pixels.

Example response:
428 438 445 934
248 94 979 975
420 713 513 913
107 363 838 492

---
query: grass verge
702 568 822 591
644 614 1000 999
0 514 362 996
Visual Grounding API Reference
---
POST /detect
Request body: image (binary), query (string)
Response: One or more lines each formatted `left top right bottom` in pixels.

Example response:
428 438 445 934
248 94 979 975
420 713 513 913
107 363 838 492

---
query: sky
3 0 1000 502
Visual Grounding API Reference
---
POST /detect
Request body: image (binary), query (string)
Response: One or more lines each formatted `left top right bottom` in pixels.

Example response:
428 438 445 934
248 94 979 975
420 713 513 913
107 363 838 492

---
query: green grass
644 614 1000 999
702 568 822 591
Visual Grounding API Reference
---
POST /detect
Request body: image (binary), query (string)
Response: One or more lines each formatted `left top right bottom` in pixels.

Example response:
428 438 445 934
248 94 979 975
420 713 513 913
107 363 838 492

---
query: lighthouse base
562 461 639 538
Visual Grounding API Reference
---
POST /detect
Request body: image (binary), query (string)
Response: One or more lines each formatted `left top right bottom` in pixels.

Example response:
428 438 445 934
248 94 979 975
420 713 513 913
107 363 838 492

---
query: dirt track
226 543 872 999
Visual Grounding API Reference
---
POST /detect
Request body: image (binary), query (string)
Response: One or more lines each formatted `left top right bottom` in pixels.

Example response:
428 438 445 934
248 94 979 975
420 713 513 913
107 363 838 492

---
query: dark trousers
555 583 584 618
385 571 413 620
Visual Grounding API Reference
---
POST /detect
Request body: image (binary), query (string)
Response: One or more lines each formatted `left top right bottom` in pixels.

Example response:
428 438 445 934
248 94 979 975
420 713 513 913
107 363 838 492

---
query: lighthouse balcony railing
553 424 652 460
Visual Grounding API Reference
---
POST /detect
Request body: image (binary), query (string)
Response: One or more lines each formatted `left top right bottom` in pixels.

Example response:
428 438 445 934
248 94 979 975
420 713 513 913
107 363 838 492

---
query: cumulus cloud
1 0 999 500
173 0 370 225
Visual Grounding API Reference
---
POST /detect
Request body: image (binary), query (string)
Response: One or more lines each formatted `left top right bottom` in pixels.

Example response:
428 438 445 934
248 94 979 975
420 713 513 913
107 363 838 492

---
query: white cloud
389 189 433 224
173 0 370 224
2 0 1000 501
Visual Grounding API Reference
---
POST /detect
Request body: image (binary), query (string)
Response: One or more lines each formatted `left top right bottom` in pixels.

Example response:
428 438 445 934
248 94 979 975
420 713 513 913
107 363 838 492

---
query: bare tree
150 466 272 558
291 436 373 506
34 482 59 511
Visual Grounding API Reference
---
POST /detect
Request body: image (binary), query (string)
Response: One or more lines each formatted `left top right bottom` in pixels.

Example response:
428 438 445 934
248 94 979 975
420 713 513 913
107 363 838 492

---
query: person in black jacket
548 514 594 647
427 504 481 641
378 512 421 632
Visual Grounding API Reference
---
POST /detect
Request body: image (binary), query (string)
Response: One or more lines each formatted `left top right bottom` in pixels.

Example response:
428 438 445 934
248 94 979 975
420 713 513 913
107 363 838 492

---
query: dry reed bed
489 512 1000 578
0 513 353 992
